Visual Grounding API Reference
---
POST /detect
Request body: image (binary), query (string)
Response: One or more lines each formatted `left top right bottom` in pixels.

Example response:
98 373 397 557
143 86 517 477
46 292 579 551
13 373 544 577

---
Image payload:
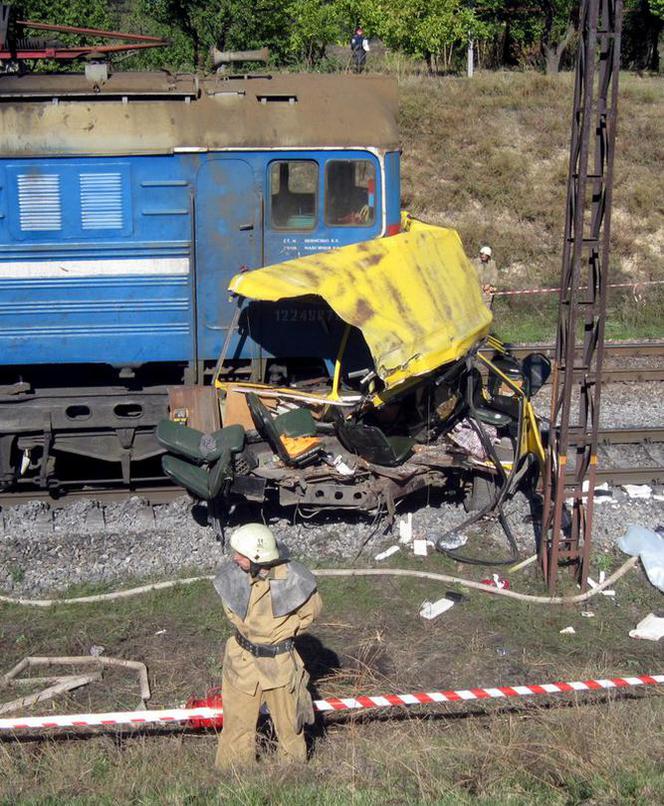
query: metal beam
540 0 623 592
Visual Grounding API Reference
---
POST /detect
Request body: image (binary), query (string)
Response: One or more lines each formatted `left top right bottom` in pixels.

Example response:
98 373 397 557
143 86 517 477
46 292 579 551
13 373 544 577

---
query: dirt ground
1 548 663 804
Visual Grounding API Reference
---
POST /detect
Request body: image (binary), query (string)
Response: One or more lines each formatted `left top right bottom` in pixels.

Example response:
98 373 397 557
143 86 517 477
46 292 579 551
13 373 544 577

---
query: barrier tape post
1 673 662 732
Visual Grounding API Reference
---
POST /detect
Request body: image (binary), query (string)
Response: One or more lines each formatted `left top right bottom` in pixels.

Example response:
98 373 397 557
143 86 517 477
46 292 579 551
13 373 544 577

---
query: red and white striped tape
493 279 664 298
1 673 662 732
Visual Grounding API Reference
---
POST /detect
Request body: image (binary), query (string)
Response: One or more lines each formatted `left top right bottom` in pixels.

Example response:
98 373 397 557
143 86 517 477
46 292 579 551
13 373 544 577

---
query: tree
376 0 488 73
134 0 290 71
539 0 577 74
622 0 663 72
287 0 344 67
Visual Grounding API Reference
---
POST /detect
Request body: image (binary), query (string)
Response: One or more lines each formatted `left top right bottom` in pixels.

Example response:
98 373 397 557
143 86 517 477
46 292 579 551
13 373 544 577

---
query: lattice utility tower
540 0 623 592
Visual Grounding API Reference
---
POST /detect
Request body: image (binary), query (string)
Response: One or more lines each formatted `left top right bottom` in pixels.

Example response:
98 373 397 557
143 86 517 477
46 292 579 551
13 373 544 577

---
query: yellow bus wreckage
157 216 550 560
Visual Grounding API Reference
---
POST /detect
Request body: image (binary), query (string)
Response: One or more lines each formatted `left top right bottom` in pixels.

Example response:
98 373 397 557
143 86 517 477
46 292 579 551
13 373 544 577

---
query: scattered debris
412 538 428 556
89 645 105 657
480 574 510 590
623 484 652 499
560 626 576 635
618 524 664 592
629 613 664 641
374 545 400 561
436 533 468 552
1 656 151 712
330 455 354 477
509 554 537 573
581 611 595 618
419 597 455 620
587 571 616 597
398 513 413 544
0 671 101 716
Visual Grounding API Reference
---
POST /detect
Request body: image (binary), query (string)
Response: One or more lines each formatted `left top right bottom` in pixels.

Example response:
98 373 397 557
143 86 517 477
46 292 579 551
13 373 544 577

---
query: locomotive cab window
270 160 317 230
325 160 376 227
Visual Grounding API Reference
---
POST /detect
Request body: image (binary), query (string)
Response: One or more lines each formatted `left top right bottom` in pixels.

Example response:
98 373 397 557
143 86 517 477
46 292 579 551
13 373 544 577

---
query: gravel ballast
1 487 663 598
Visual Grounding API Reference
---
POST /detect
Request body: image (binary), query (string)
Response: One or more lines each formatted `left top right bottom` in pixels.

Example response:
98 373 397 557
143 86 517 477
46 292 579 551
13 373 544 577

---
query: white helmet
230 523 280 564
479 245 492 258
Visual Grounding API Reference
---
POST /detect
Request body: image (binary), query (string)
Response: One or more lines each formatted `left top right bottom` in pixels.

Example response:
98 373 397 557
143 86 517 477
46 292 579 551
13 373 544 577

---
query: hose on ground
0 556 639 608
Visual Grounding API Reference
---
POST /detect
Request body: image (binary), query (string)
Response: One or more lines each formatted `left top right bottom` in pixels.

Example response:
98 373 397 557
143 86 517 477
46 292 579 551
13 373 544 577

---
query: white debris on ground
1 486 664 597
629 613 664 641
419 597 455 620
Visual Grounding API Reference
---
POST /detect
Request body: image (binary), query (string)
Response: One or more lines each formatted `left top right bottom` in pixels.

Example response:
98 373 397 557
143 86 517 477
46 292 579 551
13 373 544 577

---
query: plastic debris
89 645 105 657
623 484 652 499
629 613 664 641
399 513 413 544
419 597 455 620
480 574 510 590
509 554 537 573
559 626 576 635
413 538 428 556
581 611 595 618
374 545 399 561
436 533 468 551
332 455 355 477
618 524 664 593
587 571 615 597
154 629 167 636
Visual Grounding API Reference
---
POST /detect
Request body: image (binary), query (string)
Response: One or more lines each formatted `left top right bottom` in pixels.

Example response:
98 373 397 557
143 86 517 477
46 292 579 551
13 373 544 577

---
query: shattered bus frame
157 215 550 529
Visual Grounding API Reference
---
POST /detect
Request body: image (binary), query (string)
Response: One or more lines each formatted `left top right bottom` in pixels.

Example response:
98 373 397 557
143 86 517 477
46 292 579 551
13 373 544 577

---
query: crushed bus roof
0 73 399 155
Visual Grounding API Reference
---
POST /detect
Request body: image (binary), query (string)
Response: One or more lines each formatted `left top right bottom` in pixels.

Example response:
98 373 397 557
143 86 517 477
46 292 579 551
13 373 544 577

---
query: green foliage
287 0 344 67
376 0 489 71
7 0 662 77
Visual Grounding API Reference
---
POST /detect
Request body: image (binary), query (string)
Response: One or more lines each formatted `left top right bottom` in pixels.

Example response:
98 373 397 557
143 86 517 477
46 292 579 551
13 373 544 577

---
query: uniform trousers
215 674 306 768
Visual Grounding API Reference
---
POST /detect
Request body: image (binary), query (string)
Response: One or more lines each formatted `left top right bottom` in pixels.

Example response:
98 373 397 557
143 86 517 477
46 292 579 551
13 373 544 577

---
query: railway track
0 427 662 515
481 341 664 384
1 343 662 514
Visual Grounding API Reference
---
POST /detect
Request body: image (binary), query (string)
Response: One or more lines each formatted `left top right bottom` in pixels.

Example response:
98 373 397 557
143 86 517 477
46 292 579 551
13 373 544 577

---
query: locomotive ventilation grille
18 174 62 231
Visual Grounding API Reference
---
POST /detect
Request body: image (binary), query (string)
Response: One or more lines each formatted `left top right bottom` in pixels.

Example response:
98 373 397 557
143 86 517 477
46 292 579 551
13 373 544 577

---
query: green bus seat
156 420 245 463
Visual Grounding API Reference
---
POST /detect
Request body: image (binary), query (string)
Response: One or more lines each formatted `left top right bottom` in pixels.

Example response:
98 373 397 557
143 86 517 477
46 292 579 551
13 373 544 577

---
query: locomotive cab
0 72 400 491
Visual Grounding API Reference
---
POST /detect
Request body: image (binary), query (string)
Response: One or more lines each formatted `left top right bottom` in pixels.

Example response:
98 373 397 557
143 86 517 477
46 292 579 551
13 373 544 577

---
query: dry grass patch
399 71 664 337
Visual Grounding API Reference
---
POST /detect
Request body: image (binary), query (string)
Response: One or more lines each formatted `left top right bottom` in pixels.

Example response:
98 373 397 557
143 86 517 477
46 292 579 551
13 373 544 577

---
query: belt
234 631 294 658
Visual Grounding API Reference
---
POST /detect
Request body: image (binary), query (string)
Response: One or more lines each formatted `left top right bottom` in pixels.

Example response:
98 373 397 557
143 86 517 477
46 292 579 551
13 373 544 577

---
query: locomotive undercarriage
0 363 189 491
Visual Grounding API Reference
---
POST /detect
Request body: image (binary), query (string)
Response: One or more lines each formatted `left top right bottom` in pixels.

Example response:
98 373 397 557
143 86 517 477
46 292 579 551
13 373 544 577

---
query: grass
398 70 664 341
2 548 664 802
2 70 664 801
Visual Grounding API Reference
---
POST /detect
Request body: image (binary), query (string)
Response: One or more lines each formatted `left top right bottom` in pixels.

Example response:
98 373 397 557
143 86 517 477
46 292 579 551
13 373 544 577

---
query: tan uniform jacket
472 257 499 289
222 563 322 696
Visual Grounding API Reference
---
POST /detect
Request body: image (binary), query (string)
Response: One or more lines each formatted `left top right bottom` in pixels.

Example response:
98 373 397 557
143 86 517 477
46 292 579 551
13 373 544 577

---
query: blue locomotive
0 70 400 489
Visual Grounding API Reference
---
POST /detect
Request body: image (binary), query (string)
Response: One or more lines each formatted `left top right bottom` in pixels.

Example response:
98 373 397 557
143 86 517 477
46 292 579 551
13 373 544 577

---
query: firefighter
213 523 322 768
473 245 499 306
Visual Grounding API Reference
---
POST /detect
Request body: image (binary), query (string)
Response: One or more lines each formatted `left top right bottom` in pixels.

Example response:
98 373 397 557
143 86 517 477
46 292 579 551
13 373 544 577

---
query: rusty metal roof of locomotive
0 72 399 155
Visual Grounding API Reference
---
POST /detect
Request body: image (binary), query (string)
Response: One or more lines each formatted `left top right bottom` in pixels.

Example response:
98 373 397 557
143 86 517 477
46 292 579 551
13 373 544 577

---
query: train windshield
269 160 318 230
325 160 376 227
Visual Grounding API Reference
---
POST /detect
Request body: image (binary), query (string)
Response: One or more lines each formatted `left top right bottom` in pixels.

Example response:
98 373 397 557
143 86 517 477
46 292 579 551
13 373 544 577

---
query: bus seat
246 394 321 466
333 414 414 467
162 453 232 499
156 420 245 464
467 370 513 428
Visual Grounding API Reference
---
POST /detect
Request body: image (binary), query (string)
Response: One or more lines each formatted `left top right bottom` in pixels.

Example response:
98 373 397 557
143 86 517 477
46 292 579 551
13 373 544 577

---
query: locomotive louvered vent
18 174 62 231
80 173 123 230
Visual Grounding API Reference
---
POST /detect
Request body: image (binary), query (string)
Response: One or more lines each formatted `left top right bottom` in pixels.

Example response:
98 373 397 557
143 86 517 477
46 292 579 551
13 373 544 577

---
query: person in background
351 27 370 73
214 523 322 769
473 245 499 306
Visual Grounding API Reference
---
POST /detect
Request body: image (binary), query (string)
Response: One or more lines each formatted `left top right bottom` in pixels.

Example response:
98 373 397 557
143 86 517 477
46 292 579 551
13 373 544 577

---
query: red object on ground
480 576 511 590
186 689 224 729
